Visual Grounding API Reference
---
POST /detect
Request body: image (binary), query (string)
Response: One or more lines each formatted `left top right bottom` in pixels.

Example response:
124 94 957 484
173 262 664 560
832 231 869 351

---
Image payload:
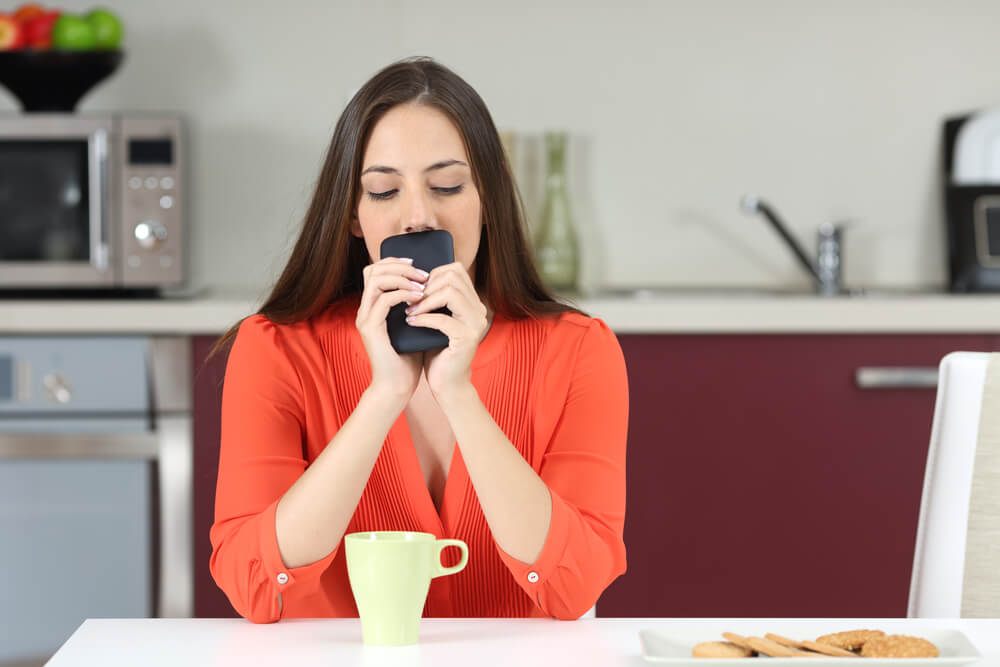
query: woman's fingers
367 274 427 301
408 268 484 322
404 312 462 340
358 258 428 320
366 287 423 330
372 257 429 284
404 284 467 317
423 262 472 291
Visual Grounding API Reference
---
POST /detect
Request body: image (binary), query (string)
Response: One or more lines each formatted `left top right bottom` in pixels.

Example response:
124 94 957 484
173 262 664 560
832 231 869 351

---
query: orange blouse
209 296 629 623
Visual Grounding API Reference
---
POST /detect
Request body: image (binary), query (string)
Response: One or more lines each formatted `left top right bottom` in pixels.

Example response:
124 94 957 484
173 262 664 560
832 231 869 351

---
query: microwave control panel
118 116 183 287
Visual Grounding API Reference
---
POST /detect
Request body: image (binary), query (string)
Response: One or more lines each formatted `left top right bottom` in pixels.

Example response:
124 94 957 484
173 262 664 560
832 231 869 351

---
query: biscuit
721 632 754 651
860 635 939 658
746 636 800 657
765 633 805 649
692 641 753 658
816 629 886 651
799 639 859 657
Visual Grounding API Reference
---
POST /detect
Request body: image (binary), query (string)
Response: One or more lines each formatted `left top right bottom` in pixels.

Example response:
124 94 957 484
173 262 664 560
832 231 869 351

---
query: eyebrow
361 159 468 176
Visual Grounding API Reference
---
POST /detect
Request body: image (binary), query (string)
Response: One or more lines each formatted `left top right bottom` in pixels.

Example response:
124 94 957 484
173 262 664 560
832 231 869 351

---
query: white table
48 618 1000 666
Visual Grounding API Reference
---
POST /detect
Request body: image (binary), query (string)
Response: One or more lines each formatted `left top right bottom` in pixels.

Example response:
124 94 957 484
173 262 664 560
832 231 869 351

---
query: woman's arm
405 264 551 559
212 259 427 622
211 316 405 622
210 315 336 623
274 385 405 567
437 319 629 620
405 263 628 620
435 385 553 563
276 257 426 567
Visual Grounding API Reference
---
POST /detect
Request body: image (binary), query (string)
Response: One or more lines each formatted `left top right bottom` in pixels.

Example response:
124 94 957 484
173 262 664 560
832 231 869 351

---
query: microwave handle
88 128 110 271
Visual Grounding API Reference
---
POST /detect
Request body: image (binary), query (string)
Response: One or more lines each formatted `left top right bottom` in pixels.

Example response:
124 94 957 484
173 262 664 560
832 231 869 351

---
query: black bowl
0 50 124 112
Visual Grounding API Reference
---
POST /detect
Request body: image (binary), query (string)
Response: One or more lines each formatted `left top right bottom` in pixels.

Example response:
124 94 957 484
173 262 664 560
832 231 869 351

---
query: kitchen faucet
740 195 844 296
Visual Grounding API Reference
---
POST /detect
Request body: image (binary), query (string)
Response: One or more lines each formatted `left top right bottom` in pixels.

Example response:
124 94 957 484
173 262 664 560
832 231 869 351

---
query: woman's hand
403 262 489 402
356 257 427 402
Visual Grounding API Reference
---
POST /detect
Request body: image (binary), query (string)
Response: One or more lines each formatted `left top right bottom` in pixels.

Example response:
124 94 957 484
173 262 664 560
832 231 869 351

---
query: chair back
908 352 989 617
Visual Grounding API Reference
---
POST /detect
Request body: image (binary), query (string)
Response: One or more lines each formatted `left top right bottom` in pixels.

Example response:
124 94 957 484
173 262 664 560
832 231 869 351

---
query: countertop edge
3 294 1000 334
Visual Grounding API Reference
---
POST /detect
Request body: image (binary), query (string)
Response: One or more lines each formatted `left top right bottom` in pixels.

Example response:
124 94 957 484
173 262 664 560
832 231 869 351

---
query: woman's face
353 103 482 277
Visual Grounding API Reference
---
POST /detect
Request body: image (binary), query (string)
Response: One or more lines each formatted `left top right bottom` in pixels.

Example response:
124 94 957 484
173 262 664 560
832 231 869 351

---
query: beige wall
5 0 999 294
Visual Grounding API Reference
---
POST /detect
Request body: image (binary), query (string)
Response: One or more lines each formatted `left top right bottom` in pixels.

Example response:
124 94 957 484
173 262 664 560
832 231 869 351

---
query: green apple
85 8 122 50
51 14 96 50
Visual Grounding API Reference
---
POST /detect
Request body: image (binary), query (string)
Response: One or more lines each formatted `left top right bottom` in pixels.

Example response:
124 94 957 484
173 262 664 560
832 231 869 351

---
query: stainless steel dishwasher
0 335 192 666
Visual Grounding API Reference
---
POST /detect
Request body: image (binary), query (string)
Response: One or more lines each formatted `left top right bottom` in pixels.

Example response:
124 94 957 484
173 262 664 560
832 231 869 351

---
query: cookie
816 629 886 651
860 635 940 658
692 641 753 658
721 632 754 651
765 633 805 649
800 639 860 657
746 636 800 657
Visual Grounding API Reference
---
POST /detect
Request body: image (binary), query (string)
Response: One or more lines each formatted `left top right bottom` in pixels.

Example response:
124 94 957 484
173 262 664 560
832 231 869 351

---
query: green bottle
534 131 579 291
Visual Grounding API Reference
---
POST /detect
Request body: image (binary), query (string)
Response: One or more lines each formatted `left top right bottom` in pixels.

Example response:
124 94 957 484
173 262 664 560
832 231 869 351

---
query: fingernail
405 301 412 306
406 316 415 323
401 257 414 263
415 269 429 278
409 280 425 291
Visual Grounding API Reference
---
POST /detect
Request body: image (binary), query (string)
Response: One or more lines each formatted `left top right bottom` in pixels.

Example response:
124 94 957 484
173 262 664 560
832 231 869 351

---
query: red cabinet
192 336 237 618
598 334 996 617
192 332 998 618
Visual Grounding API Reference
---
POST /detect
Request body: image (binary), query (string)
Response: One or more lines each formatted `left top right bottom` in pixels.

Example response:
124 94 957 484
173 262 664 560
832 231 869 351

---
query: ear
350 215 363 238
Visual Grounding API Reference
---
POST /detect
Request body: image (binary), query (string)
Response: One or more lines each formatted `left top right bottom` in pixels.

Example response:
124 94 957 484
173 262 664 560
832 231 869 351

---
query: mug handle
432 539 468 578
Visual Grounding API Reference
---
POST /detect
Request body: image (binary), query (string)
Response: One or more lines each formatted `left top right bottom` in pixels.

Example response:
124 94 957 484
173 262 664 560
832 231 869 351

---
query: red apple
23 9 59 49
13 4 45 24
0 14 26 50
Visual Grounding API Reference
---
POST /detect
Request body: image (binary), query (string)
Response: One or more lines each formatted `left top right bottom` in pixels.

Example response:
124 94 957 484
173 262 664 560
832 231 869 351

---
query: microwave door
0 129 114 287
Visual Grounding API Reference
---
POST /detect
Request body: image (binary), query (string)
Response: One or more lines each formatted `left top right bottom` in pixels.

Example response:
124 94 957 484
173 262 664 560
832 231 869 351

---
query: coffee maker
943 110 1000 292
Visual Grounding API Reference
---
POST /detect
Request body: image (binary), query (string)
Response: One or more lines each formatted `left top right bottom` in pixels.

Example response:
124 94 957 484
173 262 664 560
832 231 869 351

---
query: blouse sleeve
209 315 338 623
495 317 629 619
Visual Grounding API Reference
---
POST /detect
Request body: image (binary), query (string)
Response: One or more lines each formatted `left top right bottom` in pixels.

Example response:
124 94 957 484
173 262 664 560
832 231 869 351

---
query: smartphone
378 229 455 354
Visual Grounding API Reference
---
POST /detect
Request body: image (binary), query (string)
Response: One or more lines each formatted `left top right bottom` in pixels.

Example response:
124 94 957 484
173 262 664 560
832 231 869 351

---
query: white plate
639 622 981 665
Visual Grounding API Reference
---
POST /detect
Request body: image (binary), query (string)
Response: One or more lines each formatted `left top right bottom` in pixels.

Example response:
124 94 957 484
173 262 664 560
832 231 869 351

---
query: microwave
0 113 184 293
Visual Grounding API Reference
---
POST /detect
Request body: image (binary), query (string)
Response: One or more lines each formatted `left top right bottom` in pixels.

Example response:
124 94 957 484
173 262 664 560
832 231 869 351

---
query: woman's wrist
363 382 412 413
433 380 479 415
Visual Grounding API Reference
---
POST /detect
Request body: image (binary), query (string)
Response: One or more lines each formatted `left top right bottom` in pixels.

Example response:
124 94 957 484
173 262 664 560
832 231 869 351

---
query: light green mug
345 531 469 646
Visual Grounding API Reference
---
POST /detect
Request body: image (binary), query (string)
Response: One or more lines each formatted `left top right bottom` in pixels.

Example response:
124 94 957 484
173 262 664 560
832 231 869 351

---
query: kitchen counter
0 288 261 335
48 617 1000 666
3 288 1000 334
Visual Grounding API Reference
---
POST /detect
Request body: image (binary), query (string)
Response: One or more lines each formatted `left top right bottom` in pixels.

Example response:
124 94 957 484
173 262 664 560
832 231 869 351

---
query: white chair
908 352 990 617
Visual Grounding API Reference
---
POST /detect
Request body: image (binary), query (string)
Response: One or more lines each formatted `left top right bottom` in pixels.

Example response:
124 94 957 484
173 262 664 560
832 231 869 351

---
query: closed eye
367 189 397 201
366 185 464 202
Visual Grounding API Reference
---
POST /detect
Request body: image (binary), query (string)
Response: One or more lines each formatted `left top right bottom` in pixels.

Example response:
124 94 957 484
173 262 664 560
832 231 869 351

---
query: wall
6 0 999 294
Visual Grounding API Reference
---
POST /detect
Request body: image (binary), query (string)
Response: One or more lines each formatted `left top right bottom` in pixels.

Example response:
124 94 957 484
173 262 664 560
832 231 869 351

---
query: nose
401 187 436 234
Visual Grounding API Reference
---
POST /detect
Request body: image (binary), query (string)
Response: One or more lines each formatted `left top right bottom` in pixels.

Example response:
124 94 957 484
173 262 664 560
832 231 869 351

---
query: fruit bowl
0 50 124 112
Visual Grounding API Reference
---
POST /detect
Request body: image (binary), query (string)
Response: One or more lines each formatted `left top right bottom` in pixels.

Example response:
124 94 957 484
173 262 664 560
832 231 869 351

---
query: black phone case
378 230 455 354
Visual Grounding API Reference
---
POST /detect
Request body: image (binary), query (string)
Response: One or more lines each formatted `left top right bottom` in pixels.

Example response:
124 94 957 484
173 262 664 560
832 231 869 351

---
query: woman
209 57 628 623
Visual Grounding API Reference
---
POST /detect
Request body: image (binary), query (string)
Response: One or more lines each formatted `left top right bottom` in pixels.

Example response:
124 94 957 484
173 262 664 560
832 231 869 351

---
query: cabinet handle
855 367 938 389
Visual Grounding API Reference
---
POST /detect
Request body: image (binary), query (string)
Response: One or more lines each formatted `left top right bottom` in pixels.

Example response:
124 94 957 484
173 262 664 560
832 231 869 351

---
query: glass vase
534 131 579 291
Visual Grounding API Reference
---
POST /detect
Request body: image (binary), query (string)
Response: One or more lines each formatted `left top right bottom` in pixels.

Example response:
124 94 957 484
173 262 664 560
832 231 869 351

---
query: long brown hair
209 56 579 360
